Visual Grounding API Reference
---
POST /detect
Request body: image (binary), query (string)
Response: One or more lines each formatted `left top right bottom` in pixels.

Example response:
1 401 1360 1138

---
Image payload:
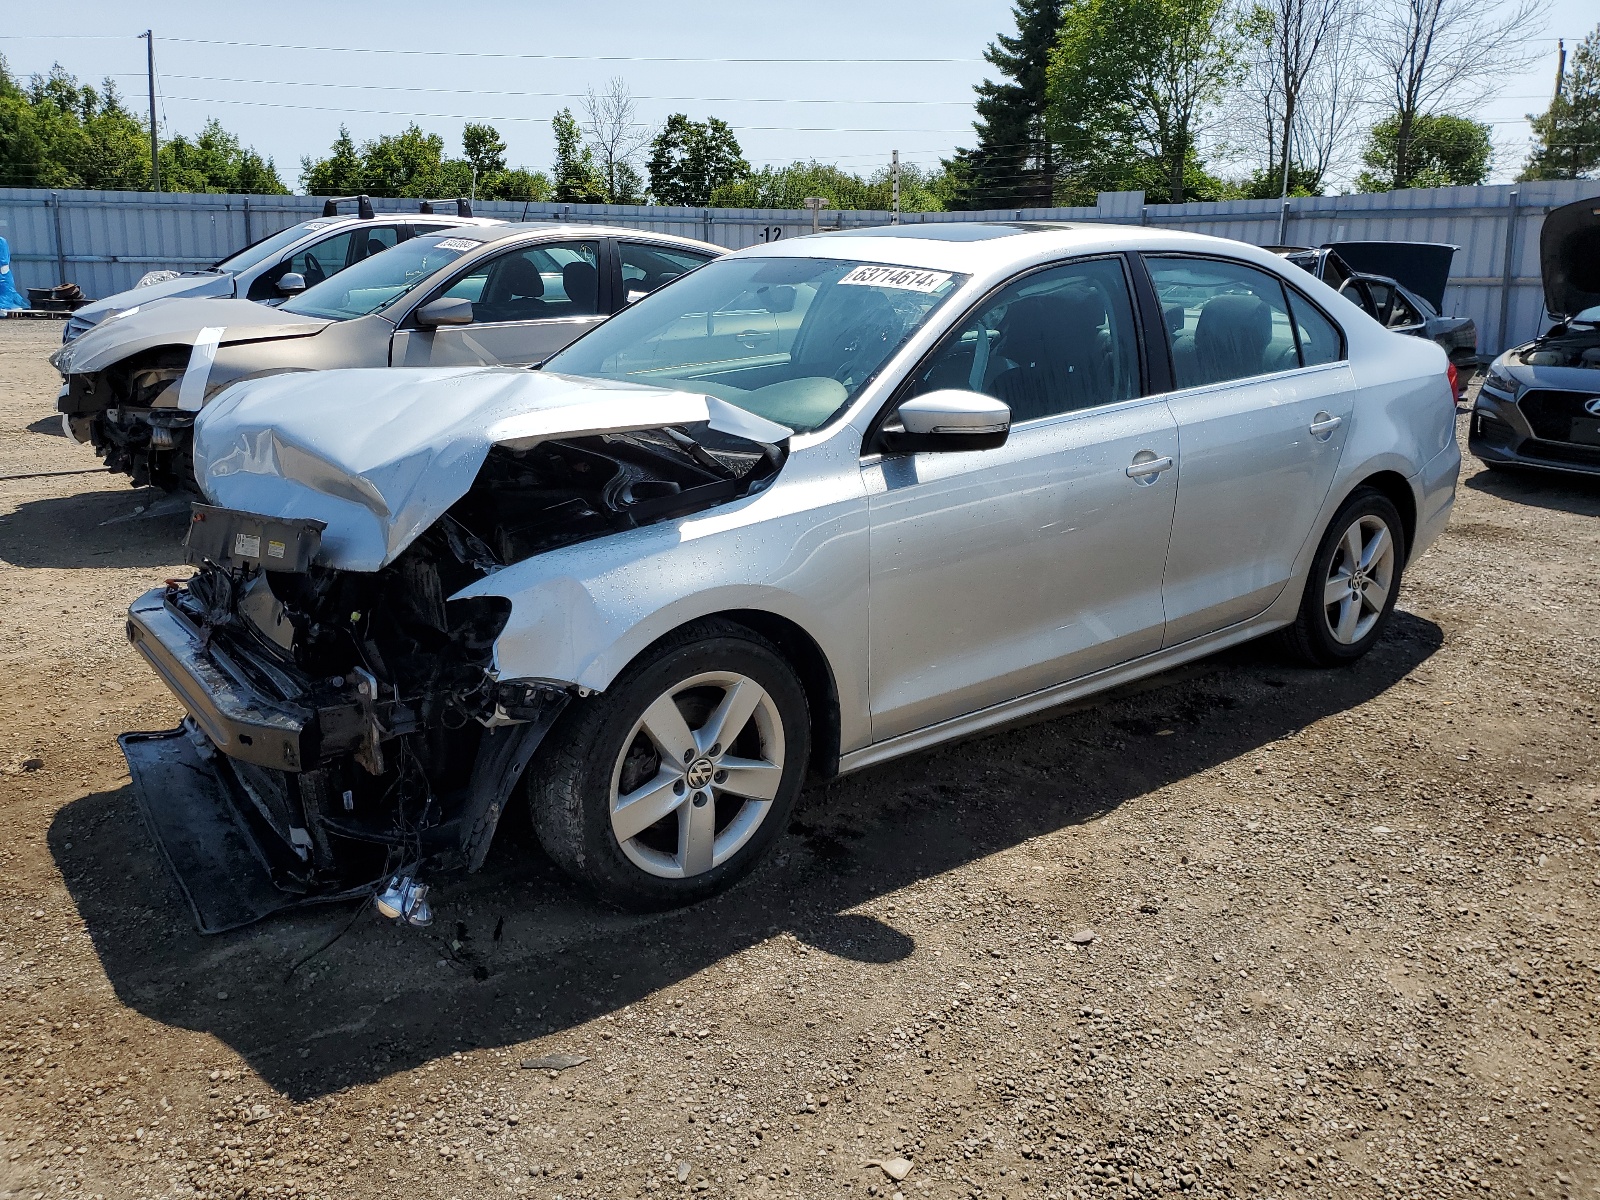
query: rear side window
1145 256 1302 388
621 242 716 301
1286 288 1345 367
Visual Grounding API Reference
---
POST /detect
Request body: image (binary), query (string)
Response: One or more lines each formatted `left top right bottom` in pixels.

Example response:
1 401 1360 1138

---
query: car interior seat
562 260 600 313
1172 294 1273 386
365 238 388 260
479 255 546 322
989 288 1111 421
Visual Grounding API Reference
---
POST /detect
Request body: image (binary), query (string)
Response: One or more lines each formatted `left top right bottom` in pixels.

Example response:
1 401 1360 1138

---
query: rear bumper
125 588 314 771
1410 434 1460 560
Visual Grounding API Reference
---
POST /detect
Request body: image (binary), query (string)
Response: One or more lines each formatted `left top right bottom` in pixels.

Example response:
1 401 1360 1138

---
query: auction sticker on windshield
838 265 952 292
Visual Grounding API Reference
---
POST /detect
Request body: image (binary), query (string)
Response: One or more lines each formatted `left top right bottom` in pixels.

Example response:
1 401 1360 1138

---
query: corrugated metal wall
3 180 1598 353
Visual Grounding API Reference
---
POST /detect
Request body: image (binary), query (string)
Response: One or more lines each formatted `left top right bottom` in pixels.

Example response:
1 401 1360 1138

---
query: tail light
1446 360 1460 403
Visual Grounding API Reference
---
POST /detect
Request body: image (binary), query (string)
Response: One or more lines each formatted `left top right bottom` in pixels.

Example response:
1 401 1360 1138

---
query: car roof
726 221 1297 278
449 222 724 254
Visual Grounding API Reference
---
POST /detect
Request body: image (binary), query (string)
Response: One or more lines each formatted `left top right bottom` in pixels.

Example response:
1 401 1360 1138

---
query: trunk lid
1322 241 1458 312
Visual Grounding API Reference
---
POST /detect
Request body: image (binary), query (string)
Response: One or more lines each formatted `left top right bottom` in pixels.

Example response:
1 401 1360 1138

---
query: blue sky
1 0 1591 192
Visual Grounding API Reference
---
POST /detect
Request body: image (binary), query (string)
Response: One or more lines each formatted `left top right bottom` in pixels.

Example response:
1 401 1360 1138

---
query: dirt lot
0 318 1595 1200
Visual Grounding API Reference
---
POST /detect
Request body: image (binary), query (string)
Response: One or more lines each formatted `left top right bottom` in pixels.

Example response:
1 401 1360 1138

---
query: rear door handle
1309 413 1343 437
1125 455 1175 479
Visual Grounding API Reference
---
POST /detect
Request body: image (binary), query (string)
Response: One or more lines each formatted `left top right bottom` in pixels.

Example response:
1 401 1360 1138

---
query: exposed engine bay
1510 318 1600 370
59 346 196 490
122 423 783 931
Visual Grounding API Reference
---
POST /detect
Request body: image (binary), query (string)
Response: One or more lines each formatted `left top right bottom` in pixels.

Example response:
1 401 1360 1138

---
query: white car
61 195 494 343
119 221 1460 930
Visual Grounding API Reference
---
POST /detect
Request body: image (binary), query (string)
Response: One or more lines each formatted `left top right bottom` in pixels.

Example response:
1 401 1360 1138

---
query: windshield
211 220 337 275
545 256 967 431
280 233 481 321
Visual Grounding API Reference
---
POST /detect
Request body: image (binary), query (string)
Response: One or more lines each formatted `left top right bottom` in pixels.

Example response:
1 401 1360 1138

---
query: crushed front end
120 419 783 932
58 347 199 490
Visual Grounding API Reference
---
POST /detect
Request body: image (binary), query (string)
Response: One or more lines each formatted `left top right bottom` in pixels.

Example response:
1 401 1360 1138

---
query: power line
154 36 985 65
154 73 977 108
158 93 973 134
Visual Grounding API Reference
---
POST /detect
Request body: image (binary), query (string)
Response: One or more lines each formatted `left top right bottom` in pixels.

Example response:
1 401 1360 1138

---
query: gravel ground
0 320 1595 1200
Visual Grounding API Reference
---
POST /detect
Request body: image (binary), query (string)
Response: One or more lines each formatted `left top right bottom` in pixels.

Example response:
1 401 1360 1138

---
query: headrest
562 260 599 309
489 255 544 302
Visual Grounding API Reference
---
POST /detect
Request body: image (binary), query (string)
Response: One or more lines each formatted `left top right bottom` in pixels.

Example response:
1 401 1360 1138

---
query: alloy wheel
608 671 786 879
1322 513 1396 645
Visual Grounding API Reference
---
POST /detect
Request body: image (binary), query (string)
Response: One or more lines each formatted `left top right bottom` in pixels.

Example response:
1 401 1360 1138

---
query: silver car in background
118 222 1459 930
52 222 722 490
61 195 492 343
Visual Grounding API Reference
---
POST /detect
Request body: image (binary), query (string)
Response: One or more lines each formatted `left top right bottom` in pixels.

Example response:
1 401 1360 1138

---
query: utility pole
1553 39 1567 101
139 30 160 192
1275 119 1293 245
891 150 901 225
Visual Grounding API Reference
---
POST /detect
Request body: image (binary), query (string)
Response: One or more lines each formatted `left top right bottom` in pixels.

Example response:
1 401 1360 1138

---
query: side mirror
276 272 307 295
881 390 1010 453
415 297 474 327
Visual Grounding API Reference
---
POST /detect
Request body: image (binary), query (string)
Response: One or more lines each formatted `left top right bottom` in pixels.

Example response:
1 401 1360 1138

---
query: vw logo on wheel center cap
685 757 716 789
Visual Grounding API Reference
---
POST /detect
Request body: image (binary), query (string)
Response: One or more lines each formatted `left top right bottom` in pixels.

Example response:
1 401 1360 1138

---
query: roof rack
320 195 375 220
418 197 473 218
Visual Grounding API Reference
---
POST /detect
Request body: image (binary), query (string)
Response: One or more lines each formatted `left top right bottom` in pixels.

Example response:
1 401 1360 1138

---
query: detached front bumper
126 588 316 771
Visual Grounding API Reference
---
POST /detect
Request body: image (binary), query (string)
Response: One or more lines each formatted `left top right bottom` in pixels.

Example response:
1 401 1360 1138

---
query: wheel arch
613 608 843 782
1343 469 1417 562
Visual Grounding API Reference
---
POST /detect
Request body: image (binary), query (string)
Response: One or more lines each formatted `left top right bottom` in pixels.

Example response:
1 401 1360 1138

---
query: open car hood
1539 197 1600 320
1322 241 1457 311
50 297 332 375
192 367 793 572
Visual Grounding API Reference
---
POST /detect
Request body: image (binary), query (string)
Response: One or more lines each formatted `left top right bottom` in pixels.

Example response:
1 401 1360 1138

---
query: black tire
1279 487 1407 667
529 618 810 910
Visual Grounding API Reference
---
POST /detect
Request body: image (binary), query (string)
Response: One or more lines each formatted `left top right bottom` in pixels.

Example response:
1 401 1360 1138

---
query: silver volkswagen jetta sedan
119 221 1459 929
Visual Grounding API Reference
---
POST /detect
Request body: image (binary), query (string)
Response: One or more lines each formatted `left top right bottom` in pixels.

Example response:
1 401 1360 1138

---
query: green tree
1521 25 1600 181
461 122 507 178
160 118 286 193
477 167 552 202
648 114 749 206
1355 112 1491 190
551 108 606 202
299 126 363 195
944 0 1065 209
1048 0 1241 204
708 160 948 212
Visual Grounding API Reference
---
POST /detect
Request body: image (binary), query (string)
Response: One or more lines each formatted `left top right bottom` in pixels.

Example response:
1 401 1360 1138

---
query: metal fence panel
3 181 1598 353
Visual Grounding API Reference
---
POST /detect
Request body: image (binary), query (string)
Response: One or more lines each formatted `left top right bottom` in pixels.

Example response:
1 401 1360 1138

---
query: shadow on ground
0 487 188 569
25 416 65 437
1464 464 1600 516
50 612 1442 1100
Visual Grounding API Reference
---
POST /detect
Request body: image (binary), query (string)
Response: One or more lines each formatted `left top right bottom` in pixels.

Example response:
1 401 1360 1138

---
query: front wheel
529 620 810 909
1279 487 1406 667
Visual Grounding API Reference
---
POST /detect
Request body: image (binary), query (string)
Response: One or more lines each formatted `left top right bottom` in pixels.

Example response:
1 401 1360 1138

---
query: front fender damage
120 371 790 932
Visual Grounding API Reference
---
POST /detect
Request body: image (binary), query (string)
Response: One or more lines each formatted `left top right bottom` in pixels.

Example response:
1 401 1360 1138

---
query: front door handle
1309 412 1343 438
1125 454 1175 481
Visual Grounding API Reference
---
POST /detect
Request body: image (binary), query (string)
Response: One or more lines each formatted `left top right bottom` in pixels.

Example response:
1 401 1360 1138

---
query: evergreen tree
551 108 606 202
943 0 1065 209
299 126 363 195
1521 25 1600 181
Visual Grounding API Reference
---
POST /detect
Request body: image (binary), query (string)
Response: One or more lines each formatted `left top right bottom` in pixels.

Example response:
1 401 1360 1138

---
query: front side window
903 257 1141 422
279 232 482 321
286 230 356 287
545 256 966 432
438 240 602 323
1145 256 1303 388
213 219 335 274
620 242 716 301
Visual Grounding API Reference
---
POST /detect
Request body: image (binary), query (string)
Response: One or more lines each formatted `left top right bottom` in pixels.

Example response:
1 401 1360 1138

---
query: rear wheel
530 620 809 909
1279 487 1406 667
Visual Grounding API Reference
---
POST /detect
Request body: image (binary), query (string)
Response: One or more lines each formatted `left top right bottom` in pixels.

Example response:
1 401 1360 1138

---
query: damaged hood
50 297 333 375
193 366 792 572
1540 196 1600 320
